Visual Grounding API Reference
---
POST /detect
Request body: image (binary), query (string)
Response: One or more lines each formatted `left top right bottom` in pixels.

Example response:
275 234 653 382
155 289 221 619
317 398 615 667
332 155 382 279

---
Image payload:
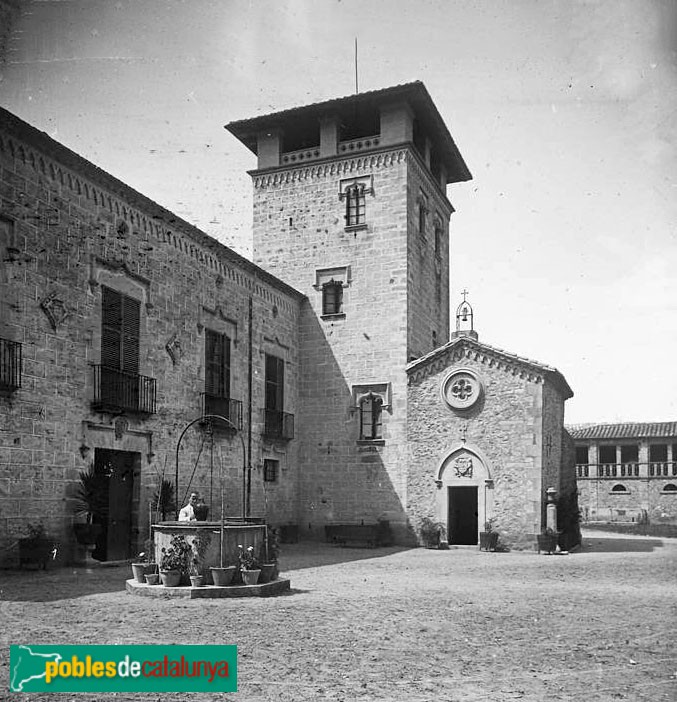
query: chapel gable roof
406 335 573 400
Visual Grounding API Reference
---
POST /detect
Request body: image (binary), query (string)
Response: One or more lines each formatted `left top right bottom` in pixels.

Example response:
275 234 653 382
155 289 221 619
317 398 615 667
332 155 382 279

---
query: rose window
441 369 484 411
451 378 473 401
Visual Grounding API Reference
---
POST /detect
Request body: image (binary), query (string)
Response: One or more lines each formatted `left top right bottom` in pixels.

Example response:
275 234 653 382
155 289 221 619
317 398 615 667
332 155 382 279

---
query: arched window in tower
360 394 383 440
345 183 366 227
322 280 343 316
418 193 428 236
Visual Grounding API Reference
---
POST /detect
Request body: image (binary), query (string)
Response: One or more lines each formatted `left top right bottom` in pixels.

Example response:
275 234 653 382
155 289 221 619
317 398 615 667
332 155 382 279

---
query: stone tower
226 82 471 541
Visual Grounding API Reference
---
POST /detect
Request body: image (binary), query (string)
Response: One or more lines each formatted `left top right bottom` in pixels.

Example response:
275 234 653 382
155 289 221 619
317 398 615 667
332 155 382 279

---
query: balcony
262 409 294 441
201 393 243 431
576 463 677 479
0 337 22 392
92 365 156 415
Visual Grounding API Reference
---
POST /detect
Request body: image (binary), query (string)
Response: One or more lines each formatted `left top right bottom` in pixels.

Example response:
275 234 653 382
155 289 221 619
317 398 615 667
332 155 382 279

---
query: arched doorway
435 444 494 546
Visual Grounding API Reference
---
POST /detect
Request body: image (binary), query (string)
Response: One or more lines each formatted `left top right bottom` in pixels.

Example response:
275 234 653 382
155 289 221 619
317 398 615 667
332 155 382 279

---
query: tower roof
225 81 472 184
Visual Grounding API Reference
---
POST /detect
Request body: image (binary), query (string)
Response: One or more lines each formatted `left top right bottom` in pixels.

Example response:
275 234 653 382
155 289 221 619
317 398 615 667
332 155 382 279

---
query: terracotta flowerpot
145 573 160 585
159 569 182 587
210 566 236 586
190 575 204 587
258 563 276 583
131 562 148 583
241 568 261 586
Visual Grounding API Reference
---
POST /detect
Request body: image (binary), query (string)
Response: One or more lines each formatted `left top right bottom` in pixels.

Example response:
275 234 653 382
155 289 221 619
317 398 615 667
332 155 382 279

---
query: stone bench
325 522 392 548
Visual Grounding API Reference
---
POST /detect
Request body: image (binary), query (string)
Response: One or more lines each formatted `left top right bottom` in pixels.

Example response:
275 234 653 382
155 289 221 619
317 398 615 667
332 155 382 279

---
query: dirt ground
1 528 676 702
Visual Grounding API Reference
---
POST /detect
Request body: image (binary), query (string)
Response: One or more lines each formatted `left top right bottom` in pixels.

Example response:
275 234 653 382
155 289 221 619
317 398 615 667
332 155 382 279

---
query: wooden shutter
205 330 231 397
265 354 284 410
101 286 140 372
121 294 140 374
101 287 122 369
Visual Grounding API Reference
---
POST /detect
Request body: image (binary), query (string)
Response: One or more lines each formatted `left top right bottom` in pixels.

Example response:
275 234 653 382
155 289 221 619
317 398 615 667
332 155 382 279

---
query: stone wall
406 153 452 360
0 108 302 564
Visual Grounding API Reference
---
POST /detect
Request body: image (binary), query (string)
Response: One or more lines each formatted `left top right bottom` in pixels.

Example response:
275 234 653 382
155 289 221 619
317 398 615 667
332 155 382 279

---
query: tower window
418 194 428 236
345 184 365 227
322 280 343 316
339 176 372 230
359 394 383 441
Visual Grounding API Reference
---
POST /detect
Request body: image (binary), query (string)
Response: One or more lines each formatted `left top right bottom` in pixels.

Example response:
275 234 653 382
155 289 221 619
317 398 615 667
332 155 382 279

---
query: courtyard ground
1 528 675 702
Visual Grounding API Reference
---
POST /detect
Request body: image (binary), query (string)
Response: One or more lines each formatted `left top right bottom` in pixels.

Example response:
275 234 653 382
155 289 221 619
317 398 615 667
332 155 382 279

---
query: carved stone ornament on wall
441 367 484 412
454 456 474 478
40 292 70 331
114 417 129 440
165 333 183 365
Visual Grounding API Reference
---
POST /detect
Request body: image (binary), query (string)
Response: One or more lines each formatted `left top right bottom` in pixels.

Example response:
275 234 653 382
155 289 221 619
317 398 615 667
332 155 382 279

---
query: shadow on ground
279 542 412 572
0 564 128 603
582 536 664 553
0 543 412 602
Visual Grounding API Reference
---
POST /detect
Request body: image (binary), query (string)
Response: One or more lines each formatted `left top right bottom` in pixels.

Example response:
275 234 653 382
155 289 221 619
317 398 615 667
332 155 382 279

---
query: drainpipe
247 296 253 518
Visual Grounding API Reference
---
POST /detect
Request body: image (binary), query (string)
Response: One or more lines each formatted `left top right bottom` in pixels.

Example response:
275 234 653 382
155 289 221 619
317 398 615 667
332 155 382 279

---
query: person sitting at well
178 492 199 521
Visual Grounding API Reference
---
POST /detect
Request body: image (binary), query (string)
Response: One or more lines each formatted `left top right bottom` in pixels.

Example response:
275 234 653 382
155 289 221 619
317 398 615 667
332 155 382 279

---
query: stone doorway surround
435 443 494 543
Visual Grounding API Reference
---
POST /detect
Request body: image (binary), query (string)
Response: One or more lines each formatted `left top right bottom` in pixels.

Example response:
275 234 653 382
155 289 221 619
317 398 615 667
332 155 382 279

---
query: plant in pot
238 544 261 586
131 538 159 585
479 519 499 551
72 466 107 561
18 523 57 570
159 534 191 587
257 526 280 584
419 516 445 549
189 529 211 587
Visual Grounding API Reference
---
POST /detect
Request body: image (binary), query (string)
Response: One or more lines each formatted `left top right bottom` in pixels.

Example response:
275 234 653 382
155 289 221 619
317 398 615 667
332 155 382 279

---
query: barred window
359 394 383 441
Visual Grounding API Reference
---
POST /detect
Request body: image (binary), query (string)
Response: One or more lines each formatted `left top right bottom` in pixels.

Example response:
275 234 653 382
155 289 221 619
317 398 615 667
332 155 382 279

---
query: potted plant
479 519 499 551
159 534 191 587
419 517 445 549
258 526 280 584
537 527 559 554
131 538 159 584
189 529 211 587
72 466 106 546
238 544 261 586
18 523 56 570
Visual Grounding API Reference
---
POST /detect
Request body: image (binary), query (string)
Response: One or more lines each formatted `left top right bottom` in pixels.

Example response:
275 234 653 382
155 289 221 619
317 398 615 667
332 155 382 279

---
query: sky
0 0 675 425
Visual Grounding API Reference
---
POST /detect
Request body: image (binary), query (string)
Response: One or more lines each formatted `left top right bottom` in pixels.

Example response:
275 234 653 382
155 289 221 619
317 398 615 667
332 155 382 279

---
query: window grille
0 337 21 391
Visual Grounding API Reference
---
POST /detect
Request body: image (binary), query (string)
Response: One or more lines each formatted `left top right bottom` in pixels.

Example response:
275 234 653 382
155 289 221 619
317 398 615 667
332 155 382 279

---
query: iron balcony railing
0 337 22 391
576 462 677 479
92 365 156 414
201 393 243 430
262 409 294 440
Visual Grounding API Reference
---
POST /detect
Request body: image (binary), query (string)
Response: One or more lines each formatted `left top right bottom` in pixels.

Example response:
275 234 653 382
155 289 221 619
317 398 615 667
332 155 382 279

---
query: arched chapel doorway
435 445 494 546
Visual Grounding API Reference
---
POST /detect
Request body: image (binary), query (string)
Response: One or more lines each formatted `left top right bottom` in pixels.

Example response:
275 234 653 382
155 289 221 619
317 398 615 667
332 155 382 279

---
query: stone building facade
407 326 575 549
1 81 577 563
0 107 302 564
569 423 677 525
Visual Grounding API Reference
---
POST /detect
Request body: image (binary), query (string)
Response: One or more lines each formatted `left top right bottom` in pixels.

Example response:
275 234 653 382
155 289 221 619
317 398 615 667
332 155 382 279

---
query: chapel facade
0 82 578 563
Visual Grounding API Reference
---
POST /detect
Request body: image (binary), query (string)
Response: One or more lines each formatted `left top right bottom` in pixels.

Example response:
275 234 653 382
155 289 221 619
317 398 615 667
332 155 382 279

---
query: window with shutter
101 286 140 372
265 354 284 411
205 329 231 398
